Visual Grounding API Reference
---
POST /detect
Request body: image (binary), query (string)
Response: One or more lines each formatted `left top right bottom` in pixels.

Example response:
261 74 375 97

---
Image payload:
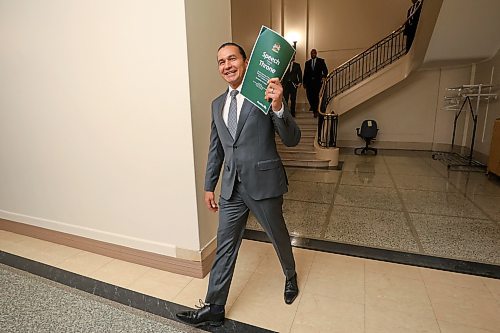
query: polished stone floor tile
291 292 364 333
419 267 489 291
410 213 500 264
334 185 403 211
392 174 458 192
438 320 494 333
253 246 314 287
380 150 433 158
2 237 83 267
56 251 114 277
284 180 335 203
304 252 365 304
425 281 500 332
364 259 423 281
427 159 452 177
228 268 301 333
365 301 440 333
235 240 272 272
0 230 30 244
288 168 340 183
365 272 432 310
483 277 500 303
343 154 388 163
127 267 193 301
342 159 389 173
400 189 489 219
341 171 395 188
88 259 150 288
325 206 419 251
467 194 500 222
387 162 443 177
448 172 500 197
247 200 330 239
383 155 431 166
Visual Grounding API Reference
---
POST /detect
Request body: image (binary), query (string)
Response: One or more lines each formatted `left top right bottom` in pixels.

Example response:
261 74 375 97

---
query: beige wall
185 0 232 249
231 0 272 55
0 0 231 257
470 50 500 157
232 0 410 103
308 0 408 69
338 65 473 149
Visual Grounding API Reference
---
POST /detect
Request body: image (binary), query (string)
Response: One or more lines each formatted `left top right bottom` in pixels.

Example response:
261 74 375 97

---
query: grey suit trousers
205 181 296 306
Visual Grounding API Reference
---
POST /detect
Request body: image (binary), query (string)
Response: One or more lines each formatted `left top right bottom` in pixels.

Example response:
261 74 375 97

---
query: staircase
278 1 426 166
276 104 331 168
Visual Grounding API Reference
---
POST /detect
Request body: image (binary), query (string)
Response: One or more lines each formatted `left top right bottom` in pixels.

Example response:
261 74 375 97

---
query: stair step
278 145 314 152
299 128 316 135
279 151 317 159
282 158 330 168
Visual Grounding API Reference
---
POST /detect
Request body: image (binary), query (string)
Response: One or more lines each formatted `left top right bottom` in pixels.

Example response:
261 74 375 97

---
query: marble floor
1 230 500 333
247 149 500 266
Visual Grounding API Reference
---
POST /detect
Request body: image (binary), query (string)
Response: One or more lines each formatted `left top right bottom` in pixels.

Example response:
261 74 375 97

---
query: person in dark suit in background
404 0 422 52
303 49 328 117
176 42 301 328
282 55 302 117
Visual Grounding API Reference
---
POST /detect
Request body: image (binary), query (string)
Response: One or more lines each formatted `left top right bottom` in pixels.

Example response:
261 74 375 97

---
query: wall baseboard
0 218 214 278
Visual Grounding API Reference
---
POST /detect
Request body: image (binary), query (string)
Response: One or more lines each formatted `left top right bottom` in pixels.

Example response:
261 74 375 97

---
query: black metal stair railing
317 2 422 148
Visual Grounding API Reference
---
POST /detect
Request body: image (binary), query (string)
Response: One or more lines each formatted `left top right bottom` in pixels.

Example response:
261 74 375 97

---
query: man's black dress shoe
176 301 224 327
284 274 299 304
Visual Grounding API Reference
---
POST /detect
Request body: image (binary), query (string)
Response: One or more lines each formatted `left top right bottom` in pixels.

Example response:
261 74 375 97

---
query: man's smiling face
217 45 248 89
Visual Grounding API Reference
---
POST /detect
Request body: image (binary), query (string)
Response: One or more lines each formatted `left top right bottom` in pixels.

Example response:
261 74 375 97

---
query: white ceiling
423 0 500 66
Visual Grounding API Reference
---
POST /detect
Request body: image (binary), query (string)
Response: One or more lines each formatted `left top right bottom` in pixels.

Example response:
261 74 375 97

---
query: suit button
234 145 238 149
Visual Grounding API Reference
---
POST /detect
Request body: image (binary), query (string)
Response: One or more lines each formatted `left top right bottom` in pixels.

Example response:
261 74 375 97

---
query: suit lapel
214 90 234 141
234 98 252 141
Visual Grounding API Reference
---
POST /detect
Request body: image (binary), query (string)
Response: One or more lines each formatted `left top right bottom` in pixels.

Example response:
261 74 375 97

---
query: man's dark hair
218 42 247 60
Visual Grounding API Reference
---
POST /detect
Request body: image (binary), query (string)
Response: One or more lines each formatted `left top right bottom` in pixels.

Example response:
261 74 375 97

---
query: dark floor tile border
243 229 500 279
0 251 275 333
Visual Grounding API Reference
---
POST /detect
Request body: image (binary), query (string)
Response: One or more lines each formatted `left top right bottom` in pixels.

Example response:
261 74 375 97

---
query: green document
241 26 296 114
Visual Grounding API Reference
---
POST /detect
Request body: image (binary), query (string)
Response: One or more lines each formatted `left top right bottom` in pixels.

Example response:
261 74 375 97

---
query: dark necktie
312 58 316 70
228 90 238 139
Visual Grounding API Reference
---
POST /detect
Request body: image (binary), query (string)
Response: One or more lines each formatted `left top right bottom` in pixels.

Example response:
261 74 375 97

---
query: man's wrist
273 104 285 118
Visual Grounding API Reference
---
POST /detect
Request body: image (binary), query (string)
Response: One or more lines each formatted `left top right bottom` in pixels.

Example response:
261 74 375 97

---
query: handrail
317 1 422 117
316 1 423 148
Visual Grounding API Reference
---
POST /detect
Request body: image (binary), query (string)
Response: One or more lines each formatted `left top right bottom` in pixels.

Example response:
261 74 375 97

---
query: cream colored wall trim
0 210 178 257
0 219 215 278
332 57 411 116
176 237 217 262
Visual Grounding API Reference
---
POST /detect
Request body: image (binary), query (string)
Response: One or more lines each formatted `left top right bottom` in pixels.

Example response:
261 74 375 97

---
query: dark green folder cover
241 26 296 114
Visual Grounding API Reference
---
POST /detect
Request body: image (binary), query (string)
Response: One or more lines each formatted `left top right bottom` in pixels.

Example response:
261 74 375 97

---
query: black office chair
355 120 379 155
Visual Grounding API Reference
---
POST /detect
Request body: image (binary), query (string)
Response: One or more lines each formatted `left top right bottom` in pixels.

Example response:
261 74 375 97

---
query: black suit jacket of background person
282 62 302 116
404 0 422 51
283 62 302 90
303 57 328 113
303 57 327 87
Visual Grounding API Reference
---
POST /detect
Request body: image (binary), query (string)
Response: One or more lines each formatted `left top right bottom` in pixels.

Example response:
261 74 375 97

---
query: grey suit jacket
204 91 301 201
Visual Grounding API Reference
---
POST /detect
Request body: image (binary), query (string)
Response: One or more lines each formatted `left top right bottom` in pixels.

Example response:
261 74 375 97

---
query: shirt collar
228 84 242 95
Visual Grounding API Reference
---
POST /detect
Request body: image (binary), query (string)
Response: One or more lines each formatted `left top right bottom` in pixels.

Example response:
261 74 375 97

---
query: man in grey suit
176 42 301 327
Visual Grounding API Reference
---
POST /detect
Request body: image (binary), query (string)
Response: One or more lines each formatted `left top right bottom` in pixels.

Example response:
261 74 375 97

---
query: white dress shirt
222 85 284 127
